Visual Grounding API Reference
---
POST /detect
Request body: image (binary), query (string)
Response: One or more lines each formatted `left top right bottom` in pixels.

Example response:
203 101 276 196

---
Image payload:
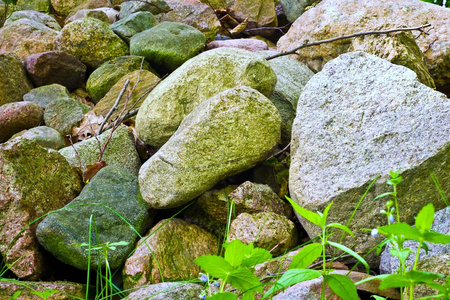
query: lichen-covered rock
5 10 61 30
159 2 220 42
0 138 82 279
110 11 158 44
55 17 129 70
0 101 44 143
130 21 206 73
279 0 316 22
86 55 154 103
207 39 268 52
51 0 87 18
44 97 91 135
36 166 152 270
260 50 314 145
23 84 71 109
123 218 217 290
277 0 450 95
24 52 87 90
135 47 277 147
197 181 292 223
123 282 204 300
0 19 58 60
119 0 171 19
93 69 160 122
65 8 111 24
226 0 277 29
289 51 450 266
229 212 297 256
0 53 33 106
9 126 65 150
0 281 88 300
410 254 450 298
59 126 141 175
349 32 435 89
15 0 52 13
139 86 281 209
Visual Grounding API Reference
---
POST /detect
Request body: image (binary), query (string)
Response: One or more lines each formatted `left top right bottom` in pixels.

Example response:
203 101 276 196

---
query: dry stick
203 0 233 37
265 23 432 61
96 79 130 136
68 135 83 170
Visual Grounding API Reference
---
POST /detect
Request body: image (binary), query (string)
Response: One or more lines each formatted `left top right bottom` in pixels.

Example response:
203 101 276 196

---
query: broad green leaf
379 270 445 289
327 241 369 273
224 239 250 267
378 223 423 241
9 291 21 300
371 296 387 300
262 269 321 299
422 231 450 244
286 196 322 227
289 243 322 269
374 192 394 200
326 223 354 237
388 248 412 262
207 292 238 300
320 202 333 226
241 247 272 268
326 274 358 300
241 291 255 300
195 255 233 280
227 266 262 292
355 274 390 286
415 203 435 232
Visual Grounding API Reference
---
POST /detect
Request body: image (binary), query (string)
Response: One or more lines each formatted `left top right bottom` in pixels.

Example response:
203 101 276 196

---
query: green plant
262 197 369 300
357 170 450 300
195 239 272 299
0 0 16 27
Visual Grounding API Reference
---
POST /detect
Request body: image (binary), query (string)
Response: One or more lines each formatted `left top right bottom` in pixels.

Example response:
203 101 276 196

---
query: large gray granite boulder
289 51 450 266
135 47 277 148
55 17 129 70
0 138 82 279
5 10 61 30
59 126 141 175
122 282 204 300
36 166 153 270
139 86 281 209
0 53 33 106
277 0 450 95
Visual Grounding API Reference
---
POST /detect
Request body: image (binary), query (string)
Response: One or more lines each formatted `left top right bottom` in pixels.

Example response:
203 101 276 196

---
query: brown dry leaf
83 160 107 182
72 111 105 142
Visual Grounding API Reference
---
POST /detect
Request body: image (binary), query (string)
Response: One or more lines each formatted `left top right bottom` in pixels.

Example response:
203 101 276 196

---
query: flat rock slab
139 86 281 209
59 126 141 175
0 138 82 279
289 51 450 265
135 47 277 148
36 166 153 270
123 218 217 290
277 0 450 95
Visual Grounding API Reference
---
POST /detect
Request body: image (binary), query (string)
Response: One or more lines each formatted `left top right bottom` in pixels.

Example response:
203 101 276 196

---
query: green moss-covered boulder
9 126 65 149
138 86 281 209
23 84 71 109
110 11 158 44
0 138 82 279
36 166 153 270
86 55 155 103
44 97 91 135
130 21 206 73
93 69 160 122
50 0 88 18
5 10 61 30
123 218 217 289
135 47 277 148
119 0 171 19
59 126 141 175
55 17 130 70
0 53 33 106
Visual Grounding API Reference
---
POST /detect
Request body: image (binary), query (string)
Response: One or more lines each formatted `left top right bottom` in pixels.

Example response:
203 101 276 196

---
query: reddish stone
24 51 87 90
0 101 44 143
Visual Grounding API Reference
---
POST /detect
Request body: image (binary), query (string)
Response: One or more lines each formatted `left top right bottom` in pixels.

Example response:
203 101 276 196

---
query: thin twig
243 22 292 35
266 23 432 61
96 79 130 136
68 135 82 169
203 0 233 37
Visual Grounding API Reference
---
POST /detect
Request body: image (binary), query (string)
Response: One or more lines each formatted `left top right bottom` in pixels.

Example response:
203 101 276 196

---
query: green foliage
419 0 450 7
195 239 272 299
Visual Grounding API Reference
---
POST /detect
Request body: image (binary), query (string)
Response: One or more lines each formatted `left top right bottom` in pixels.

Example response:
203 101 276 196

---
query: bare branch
265 23 432 61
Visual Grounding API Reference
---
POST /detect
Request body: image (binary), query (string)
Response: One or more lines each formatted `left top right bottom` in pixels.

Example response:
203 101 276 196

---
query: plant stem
393 184 400 223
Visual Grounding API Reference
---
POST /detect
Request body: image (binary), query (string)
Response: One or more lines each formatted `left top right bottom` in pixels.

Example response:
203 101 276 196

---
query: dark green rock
23 84 71 109
36 166 153 270
9 126 65 150
44 97 91 135
0 53 33 106
119 0 171 19
86 55 156 103
130 21 206 73
110 11 158 44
